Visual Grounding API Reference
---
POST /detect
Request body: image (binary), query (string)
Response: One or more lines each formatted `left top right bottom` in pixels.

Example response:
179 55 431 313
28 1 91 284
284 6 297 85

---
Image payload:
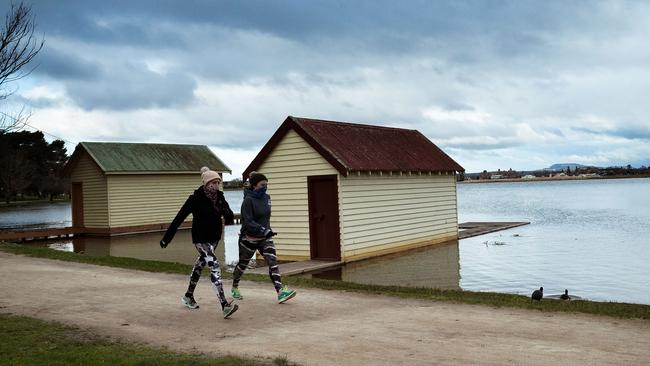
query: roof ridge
81 141 206 147
290 116 417 132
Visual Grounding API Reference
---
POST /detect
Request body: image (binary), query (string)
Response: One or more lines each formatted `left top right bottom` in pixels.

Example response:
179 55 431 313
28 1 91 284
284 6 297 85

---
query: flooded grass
3 242 650 321
0 313 283 366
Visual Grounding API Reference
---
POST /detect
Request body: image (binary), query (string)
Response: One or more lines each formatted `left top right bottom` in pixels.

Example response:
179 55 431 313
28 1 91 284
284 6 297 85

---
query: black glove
160 240 168 248
265 230 277 239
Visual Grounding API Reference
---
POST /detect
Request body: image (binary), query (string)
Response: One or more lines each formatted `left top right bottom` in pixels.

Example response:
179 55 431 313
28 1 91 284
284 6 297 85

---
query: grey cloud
35 48 99 80
572 126 650 141
66 65 196 110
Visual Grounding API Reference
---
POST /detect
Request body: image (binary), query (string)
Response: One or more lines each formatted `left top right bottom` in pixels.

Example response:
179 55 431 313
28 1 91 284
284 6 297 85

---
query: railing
229 213 242 225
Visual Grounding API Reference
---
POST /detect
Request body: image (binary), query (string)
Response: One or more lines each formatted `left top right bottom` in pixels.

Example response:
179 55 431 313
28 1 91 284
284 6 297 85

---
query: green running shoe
181 295 199 309
277 285 296 304
231 287 243 300
223 302 239 319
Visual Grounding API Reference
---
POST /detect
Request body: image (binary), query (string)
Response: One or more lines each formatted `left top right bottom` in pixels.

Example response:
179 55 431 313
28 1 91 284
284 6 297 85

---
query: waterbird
531 287 543 301
560 289 570 300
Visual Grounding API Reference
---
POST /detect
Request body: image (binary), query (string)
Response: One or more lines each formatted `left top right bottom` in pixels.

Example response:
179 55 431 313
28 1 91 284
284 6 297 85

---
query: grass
2 242 650 320
0 313 290 366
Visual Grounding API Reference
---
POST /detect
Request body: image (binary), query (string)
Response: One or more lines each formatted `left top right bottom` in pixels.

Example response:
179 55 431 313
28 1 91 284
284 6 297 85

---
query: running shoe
277 285 297 304
181 295 199 309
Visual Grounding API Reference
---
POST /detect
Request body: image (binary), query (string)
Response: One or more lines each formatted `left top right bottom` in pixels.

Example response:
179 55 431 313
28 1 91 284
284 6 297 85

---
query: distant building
522 175 536 179
490 174 503 179
244 116 464 262
63 142 230 235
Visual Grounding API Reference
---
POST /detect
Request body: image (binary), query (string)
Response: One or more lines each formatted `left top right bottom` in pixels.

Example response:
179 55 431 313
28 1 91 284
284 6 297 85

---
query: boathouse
243 116 464 262
63 142 231 235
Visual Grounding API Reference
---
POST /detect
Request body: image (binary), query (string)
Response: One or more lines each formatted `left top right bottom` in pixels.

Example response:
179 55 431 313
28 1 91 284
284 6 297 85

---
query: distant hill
546 163 589 171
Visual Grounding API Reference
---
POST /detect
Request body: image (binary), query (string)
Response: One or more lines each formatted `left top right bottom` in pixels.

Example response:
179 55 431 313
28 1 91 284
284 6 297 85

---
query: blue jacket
240 188 272 237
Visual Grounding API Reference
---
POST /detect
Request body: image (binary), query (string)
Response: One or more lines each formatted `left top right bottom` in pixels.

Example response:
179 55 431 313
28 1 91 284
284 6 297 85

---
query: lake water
2 179 649 304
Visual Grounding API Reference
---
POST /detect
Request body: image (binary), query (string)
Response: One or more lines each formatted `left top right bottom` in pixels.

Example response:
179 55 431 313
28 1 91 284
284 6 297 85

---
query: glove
265 230 277 239
160 240 168 248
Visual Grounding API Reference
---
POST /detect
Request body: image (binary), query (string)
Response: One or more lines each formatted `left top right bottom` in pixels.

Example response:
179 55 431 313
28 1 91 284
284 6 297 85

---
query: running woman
160 167 238 318
231 172 296 303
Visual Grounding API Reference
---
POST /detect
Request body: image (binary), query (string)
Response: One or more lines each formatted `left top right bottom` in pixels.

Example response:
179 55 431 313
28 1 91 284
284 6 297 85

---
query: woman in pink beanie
160 166 238 319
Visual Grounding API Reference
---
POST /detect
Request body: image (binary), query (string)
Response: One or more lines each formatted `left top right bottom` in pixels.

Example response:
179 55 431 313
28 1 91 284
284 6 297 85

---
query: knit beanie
200 166 221 186
249 172 268 187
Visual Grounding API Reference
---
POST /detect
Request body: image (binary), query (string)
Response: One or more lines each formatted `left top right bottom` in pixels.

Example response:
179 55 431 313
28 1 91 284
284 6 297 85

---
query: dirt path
1 252 649 365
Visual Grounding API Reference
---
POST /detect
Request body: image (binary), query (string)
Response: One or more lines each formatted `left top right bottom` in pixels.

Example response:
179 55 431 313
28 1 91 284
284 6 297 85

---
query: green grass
2 242 650 320
0 313 289 366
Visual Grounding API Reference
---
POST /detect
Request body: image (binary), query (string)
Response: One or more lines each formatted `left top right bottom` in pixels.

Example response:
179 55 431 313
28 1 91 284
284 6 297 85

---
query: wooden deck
458 221 530 239
247 259 343 276
0 227 82 242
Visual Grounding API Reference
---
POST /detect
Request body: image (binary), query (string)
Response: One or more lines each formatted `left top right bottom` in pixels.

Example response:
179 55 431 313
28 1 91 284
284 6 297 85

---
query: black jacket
162 186 234 245
240 188 272 237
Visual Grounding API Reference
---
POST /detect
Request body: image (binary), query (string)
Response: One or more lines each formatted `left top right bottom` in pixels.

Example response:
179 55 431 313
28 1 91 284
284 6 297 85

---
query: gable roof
243 116 464 178
64 142 231 176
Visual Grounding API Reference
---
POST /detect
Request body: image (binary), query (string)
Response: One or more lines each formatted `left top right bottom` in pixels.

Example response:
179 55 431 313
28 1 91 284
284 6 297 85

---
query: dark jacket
240 188 272 237
162 186 234 245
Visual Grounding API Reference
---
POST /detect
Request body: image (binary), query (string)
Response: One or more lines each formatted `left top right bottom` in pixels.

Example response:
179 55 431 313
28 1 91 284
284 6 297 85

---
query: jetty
458 222 529 239
246 221 530 276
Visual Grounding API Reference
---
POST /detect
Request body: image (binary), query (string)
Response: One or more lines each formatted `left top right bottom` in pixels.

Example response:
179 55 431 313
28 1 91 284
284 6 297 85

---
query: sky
2 0 649 178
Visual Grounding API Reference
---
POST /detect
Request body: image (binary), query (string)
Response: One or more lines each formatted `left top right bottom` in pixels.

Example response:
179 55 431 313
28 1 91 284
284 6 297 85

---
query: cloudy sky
3 0 650 177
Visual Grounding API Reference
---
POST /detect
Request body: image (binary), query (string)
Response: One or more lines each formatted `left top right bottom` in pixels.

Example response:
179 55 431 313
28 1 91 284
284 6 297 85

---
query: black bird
560 289 570 300
531 287 543 301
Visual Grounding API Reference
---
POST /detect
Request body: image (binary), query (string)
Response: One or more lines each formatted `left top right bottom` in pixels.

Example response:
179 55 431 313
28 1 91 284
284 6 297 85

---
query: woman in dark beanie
160 166 238 319
231 172 296 303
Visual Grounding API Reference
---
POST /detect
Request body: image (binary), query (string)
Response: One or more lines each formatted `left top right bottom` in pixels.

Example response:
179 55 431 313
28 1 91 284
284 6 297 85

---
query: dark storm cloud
35 48 99 79
66 65 197 110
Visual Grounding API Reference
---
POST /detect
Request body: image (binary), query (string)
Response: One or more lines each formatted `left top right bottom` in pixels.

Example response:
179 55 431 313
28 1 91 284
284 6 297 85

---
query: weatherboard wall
258 129 339 260
68 152 109 228
106 174 198 228
338 172 459 262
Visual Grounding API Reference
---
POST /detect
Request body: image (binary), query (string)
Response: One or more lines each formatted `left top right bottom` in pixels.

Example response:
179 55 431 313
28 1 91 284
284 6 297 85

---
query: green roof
67 142 231 174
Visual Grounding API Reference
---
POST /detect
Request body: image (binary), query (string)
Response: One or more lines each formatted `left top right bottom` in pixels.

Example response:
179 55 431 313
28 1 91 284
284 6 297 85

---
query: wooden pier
458 221 529 239
247 259 343 276
0 227 82 242
247 222 530 276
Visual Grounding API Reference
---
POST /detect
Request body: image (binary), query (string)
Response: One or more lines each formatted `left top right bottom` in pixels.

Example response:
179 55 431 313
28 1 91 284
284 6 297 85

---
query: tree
0 130 66 202
0 2 43 133
0 148 34 203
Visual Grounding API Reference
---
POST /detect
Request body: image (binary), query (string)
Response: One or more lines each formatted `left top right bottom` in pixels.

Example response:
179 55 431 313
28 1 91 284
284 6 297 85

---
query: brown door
71 182 84 228
307 175 341 260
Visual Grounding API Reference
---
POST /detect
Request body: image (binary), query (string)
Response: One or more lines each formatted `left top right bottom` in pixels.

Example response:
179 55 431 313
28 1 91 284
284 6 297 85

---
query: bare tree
0 1 43 133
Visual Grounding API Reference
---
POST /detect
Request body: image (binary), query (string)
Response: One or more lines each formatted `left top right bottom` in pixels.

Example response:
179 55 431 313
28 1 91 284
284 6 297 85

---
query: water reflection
307 240 461 290
0 201 71 229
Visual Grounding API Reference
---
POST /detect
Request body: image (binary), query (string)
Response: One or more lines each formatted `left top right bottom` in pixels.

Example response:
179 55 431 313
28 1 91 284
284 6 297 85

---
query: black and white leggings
232 236 283 292
186 242 228 308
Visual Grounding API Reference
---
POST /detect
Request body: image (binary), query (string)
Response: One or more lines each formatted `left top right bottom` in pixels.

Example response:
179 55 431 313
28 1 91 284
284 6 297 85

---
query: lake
2 179 649 304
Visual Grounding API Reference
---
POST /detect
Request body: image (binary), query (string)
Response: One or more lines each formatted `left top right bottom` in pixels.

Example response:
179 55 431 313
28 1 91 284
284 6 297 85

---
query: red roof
243 116 464 178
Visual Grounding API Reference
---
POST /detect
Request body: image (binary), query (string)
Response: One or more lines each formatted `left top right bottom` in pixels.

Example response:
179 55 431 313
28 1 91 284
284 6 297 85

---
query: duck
560 289 570 300
531 287 543 301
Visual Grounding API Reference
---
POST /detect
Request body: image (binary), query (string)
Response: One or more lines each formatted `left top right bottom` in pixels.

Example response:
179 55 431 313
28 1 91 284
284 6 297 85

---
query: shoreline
459 174 650 184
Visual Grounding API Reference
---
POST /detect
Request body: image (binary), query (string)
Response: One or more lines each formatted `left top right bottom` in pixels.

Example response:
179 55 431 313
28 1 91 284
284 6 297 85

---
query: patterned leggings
232 236 283 292
186 243 228 308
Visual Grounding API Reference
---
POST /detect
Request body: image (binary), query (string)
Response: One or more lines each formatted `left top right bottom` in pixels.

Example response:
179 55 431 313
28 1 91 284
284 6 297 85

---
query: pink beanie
200 166 221 186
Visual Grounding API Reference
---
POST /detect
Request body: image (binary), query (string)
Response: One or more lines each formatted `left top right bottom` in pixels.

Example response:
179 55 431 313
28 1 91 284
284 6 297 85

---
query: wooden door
307 175 341 260
71 182 84 228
